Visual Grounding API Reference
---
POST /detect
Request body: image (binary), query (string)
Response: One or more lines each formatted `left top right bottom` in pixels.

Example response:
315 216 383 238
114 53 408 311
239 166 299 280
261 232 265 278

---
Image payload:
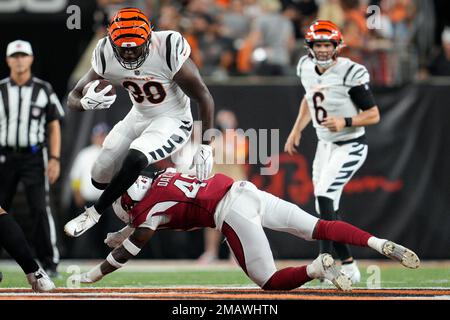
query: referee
0 40 64 277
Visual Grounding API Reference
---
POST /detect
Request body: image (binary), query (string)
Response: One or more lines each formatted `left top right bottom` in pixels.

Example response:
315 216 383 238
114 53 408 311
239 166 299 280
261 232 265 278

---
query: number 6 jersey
297 55 370 142
91 31 191 118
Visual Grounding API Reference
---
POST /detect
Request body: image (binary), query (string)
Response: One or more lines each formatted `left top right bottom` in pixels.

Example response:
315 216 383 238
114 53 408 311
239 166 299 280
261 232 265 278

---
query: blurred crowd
89 0 449 86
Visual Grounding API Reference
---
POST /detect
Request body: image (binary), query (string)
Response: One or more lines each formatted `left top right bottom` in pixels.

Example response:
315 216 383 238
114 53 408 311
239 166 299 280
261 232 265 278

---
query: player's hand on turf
191 144 213 180
80 80 116 110
322 117 346 132
104 231 127 248
284 130 302 155
77 272 102 283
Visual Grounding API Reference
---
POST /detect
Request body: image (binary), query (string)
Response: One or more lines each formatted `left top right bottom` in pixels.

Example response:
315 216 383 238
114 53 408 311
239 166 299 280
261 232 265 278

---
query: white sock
368 237 387 255
88 206 101 222
306 263 319 279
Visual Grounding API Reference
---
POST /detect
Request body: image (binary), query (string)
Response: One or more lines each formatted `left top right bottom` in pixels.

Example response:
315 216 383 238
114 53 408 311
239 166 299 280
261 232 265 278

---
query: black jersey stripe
99 38 107 75
180 37 185 54
165 33 174 71
27 83 41 146
0 82 9 144
175 37 181 62
353 70 369 81
343 64 356 86
350 67 366 81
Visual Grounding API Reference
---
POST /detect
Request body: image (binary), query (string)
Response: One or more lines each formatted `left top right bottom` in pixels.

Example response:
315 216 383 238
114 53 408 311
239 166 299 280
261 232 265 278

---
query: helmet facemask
307 40 339 69
110 37 151 70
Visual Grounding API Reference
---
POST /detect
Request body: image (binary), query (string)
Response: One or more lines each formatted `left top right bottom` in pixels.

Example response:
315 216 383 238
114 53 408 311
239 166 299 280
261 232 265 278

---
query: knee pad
91 156 116 184
91 178 108 190
123 149 149 172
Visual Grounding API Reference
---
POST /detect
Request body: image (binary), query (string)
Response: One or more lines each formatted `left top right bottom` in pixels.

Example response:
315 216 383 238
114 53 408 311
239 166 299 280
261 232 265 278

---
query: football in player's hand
82 79 116 96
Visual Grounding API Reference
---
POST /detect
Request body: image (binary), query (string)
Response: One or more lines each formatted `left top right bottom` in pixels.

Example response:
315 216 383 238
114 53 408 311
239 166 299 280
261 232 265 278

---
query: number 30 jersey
91 31 191 117
297 56 370 142
129 172 234 230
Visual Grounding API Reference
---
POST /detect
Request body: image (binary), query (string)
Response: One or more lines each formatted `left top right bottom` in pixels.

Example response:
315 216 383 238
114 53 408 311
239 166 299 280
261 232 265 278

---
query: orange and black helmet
304 20 344 68
108 8 152 70
305 20 343 47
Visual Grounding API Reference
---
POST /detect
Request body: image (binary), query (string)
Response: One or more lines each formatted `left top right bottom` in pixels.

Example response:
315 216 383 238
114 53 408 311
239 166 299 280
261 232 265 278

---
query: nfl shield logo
32 107 41 117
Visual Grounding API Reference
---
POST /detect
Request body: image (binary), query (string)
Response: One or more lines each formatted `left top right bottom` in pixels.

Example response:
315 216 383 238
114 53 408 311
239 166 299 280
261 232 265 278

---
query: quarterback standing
285 21 380 283
64 8 214 237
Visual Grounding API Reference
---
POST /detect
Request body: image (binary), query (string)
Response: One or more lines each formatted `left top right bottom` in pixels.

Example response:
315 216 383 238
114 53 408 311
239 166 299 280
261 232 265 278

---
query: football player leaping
64 8 214 238
75 169 419 291
285 20 381 284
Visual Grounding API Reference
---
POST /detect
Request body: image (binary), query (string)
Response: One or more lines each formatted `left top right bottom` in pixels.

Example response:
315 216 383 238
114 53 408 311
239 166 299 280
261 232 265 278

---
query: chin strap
308 47 338 69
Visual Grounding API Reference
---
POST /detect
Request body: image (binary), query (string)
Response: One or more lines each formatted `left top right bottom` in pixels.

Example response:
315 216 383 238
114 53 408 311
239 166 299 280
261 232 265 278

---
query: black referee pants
0 148 59 270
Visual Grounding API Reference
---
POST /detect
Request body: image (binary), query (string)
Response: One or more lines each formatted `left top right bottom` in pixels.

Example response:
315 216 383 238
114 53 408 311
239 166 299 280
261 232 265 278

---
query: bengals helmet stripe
108 7 152 69
305 20 343 46
108 8 151 48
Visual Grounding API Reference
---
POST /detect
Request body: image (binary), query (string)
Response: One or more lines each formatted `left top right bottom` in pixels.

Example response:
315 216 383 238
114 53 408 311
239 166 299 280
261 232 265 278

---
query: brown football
82 79 116 96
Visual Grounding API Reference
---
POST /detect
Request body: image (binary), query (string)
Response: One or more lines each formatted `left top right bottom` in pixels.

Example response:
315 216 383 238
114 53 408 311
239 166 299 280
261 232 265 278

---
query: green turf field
1 261 449 289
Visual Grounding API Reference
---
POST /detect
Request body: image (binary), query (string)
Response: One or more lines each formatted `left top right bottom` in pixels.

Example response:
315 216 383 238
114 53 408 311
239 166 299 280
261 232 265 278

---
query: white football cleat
310 254 352 291
27 268 56 292
64 206 101 237
381 241 420 269
341 261 361 284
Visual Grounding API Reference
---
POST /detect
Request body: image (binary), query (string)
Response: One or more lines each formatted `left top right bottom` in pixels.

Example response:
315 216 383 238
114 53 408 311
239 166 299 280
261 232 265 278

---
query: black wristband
49 156 60 161
344 117 353 127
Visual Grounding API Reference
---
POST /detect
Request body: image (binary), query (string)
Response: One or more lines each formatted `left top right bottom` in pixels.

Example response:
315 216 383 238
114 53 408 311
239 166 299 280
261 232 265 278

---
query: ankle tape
106 253 125 269
122 238 141 256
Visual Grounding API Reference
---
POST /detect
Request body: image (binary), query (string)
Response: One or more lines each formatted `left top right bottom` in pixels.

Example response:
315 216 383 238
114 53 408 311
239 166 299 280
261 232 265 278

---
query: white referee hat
6 40 33 57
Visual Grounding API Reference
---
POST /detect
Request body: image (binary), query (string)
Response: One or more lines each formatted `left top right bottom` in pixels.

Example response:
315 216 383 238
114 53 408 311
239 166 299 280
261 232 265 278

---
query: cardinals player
76 169 419 291
285 20 380 284
64 8 214 238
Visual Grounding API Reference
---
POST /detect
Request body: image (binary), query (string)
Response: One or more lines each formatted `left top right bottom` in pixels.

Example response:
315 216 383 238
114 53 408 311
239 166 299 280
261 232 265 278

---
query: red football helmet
305 20 344 68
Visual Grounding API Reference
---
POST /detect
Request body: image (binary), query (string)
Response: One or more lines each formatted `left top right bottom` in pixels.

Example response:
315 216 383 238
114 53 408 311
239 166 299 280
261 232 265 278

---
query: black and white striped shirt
0 76 64 149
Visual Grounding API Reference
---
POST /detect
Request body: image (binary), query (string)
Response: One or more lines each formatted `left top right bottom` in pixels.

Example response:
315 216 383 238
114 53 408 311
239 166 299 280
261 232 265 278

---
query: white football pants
216 181 319 287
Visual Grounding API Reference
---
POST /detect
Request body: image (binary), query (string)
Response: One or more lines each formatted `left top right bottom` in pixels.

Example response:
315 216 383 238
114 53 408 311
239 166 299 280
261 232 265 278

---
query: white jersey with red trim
297 56 370 142
91 31 191 118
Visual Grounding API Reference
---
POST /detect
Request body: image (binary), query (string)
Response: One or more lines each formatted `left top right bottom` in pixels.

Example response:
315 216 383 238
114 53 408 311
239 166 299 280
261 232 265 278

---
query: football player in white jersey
64 8 214 238
285 21 380 284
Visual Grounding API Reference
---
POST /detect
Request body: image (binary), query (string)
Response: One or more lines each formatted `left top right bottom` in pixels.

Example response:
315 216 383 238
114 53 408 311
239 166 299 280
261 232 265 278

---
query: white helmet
112 175 153 224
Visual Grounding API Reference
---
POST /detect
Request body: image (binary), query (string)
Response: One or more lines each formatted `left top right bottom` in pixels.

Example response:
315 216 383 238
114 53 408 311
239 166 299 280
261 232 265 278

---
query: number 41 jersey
91 31 191 118
297 56 370 142
129 172 234 230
